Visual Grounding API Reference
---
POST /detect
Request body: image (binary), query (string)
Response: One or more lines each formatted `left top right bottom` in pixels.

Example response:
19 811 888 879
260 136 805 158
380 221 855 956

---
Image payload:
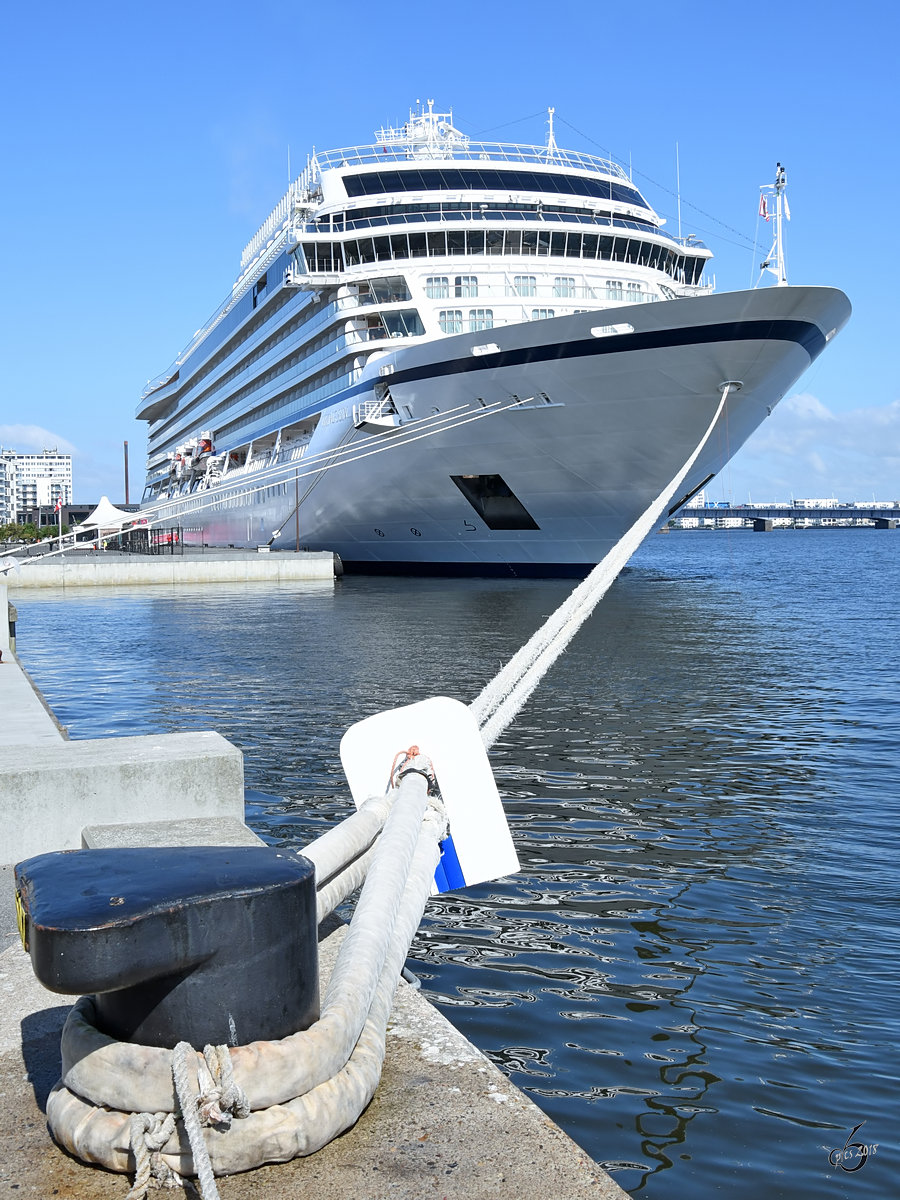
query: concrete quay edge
0 821 631 1200
4 548 338 588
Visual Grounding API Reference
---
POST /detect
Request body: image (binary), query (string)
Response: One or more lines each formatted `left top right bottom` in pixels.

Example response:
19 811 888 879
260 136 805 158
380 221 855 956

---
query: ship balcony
353 397 401 432
284 264 342 289
137 386 178 423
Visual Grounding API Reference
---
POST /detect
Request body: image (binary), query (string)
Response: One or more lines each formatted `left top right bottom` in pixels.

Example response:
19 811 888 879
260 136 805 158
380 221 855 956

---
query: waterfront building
0 449 73 524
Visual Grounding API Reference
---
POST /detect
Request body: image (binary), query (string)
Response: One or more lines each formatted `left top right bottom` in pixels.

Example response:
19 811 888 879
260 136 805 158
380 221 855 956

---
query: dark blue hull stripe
386 318 826 391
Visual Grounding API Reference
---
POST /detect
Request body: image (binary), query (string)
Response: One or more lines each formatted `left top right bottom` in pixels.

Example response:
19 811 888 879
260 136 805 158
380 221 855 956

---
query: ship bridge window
302 243 345 272
514 275 536 295
450 473 540 531
337 227 698 284
554 276 576 297
606 280 624 300
455 275 478 298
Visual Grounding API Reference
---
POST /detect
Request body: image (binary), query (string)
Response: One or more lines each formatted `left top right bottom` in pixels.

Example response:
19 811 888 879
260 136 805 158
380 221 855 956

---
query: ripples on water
13 530 899 1199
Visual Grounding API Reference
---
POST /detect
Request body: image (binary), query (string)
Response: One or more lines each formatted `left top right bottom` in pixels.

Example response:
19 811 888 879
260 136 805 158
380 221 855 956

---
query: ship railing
313 140 629 179
240 169 317 270
299 209 662 237
352 398 397 427
493 278 660 303
141 294 244 401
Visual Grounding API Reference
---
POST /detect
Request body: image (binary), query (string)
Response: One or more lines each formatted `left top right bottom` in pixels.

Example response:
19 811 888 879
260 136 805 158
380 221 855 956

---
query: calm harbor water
12 529 898 1199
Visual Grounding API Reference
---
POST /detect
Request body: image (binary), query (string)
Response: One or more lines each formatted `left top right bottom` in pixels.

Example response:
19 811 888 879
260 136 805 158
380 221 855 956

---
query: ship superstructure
137 105 848 574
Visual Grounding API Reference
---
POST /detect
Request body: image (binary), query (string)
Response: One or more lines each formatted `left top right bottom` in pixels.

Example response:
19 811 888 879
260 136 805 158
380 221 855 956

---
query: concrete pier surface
3 546 338 588
0 598 631 1199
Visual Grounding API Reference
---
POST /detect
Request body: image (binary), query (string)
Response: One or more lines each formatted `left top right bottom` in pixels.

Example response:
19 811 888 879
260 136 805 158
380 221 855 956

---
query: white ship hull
148 284 849 575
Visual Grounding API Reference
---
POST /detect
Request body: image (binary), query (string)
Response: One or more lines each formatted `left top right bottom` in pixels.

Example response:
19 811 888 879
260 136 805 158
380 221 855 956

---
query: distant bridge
674 505 898 528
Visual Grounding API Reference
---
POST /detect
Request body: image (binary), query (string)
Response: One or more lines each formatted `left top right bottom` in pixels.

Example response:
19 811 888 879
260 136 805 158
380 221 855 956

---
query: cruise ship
137 104 850 575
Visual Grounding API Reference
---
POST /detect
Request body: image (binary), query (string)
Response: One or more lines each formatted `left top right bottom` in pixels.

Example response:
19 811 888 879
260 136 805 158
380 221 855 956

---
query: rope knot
125 1111 181 1199
197 1044 251 1127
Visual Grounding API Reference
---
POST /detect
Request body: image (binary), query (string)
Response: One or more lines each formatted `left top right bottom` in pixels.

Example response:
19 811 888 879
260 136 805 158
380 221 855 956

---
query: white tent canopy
75 497 135 531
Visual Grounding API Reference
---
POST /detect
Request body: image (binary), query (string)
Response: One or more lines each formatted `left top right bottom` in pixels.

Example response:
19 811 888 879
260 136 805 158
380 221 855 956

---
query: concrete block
82 816 264 848
0 731 244 863
5 552 337 588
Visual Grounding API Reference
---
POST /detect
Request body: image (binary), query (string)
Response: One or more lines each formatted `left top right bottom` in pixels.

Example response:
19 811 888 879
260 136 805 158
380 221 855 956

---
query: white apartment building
0 452 15 524
0 448 73 523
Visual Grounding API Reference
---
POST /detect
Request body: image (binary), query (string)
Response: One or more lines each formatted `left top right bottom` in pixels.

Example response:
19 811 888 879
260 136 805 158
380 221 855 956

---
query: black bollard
15 845 319 1049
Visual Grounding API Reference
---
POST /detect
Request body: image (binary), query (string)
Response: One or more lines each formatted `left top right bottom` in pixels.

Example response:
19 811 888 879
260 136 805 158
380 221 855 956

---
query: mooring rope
470 386 732 748
172 1042 221 1200
50 388 734 1193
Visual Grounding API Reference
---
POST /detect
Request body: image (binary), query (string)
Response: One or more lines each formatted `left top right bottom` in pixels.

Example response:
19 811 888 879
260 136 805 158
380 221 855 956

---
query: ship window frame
439 309 464 333
505 230 523 255
382 309 425 338
426 275 450 299
467 308 494 331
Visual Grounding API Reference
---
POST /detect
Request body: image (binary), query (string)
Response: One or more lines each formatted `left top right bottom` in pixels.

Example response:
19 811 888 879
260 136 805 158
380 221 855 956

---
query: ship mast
546 107 558 156
757 162 790 287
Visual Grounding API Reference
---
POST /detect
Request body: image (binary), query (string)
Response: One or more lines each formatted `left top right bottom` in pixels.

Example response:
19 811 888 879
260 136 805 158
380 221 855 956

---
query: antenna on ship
757 162 790 287
546 107 558 157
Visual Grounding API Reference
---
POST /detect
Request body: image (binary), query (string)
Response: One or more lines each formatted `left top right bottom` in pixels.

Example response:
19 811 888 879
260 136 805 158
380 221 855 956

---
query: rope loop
124 1111 180 1199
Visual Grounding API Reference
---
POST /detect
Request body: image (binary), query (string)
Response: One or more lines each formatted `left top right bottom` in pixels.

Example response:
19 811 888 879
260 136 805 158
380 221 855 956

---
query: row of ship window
311 200 659 234
341 168 648 208
423 275 617 299
300 229 706 285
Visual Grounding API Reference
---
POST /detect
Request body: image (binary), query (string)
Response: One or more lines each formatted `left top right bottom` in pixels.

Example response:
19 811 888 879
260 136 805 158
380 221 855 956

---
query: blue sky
1 1 896 503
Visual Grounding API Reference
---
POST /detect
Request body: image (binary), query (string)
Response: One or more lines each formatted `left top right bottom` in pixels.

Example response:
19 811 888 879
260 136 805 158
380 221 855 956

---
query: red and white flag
54 498 62 513
759 195 770 221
